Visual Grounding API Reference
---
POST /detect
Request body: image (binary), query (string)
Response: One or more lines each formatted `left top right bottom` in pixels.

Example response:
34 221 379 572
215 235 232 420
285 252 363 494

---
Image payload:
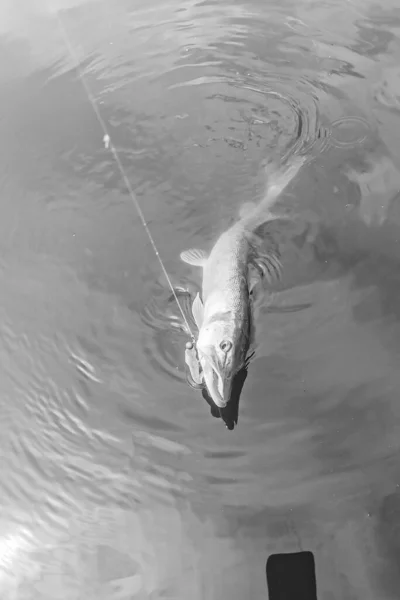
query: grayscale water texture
1 0 400 597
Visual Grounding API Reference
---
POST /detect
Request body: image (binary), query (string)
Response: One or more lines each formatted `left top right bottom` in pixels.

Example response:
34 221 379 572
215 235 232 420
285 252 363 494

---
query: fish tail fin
261 155 306 211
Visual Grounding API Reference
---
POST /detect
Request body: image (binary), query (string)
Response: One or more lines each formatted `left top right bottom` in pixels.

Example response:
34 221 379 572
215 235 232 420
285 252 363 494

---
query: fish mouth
199 356 231 408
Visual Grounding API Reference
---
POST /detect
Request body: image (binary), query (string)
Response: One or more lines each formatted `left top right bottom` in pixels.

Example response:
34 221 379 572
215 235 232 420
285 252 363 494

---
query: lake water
1 0 400 597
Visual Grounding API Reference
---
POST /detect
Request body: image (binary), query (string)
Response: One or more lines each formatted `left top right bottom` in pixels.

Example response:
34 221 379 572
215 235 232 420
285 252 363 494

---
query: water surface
1 0 400 597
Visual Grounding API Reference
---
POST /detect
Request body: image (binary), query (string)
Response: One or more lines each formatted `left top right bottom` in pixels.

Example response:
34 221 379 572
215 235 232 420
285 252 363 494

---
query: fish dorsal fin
239 201 257 219
180 248 208 267
192 293 204 329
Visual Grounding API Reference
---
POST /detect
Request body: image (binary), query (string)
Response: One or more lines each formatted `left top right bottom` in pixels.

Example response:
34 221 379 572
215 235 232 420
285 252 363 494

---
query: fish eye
220 340 232 353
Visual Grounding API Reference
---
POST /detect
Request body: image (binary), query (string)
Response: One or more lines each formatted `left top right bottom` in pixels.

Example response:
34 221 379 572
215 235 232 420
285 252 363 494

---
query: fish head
196 313 249 408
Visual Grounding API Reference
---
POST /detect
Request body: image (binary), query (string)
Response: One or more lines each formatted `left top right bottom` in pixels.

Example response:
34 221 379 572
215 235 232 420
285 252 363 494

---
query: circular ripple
329 116 370 148
219 72 330 159
242 73 331 157
171 71 330 160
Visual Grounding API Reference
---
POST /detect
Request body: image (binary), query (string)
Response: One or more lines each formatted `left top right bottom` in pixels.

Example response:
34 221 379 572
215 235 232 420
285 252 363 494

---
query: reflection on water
1 0 400 597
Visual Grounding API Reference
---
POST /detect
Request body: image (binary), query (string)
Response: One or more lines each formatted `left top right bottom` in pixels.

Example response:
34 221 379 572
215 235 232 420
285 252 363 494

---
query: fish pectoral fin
185 344 203 388
192 293 205 329
239 201 257 219
180 248 208 267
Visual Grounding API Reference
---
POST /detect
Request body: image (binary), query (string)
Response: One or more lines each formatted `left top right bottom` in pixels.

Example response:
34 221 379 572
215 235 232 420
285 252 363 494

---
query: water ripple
171 71 330 159
330 115 370 147
140 282 198 384
69 350 103 383
2 0 400 596
240 73 332 157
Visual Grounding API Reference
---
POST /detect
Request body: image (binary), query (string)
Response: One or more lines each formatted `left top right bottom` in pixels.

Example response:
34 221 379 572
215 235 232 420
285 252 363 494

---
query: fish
180 155 306 409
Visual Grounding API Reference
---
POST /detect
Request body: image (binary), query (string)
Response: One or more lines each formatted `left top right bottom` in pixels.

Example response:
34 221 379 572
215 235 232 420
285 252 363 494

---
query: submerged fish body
180 156 305 409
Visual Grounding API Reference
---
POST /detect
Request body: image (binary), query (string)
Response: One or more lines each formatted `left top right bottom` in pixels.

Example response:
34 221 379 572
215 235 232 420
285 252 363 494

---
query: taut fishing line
54 10 196 341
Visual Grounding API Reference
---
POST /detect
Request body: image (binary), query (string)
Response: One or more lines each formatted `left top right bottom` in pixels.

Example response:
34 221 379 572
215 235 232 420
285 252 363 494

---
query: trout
180 156 305 408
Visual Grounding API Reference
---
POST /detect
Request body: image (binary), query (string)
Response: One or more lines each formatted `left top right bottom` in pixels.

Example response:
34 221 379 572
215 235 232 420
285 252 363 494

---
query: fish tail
261 155 306 211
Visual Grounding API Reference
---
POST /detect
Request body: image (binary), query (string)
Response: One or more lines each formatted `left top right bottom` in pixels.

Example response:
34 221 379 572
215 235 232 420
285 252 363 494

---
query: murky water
1 0 400 597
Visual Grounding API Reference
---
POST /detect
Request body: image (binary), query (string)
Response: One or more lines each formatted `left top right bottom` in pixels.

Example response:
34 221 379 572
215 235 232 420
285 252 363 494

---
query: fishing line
54 11 196 341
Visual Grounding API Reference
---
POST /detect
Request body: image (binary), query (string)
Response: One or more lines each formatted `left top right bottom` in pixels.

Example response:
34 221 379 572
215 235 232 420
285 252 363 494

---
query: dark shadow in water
202 366 249 430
